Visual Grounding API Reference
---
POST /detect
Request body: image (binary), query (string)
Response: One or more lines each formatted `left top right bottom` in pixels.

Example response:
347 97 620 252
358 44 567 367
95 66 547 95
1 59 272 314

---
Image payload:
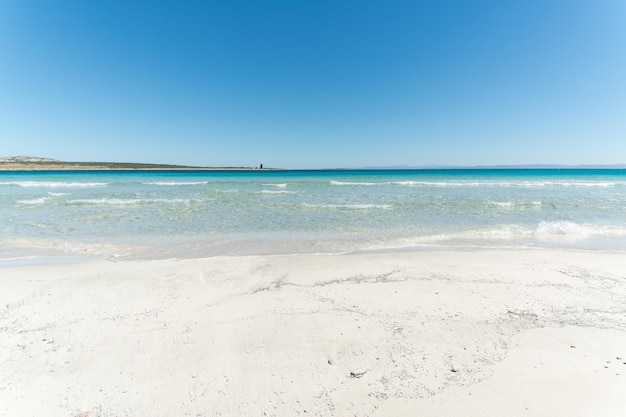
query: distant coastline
0 156 273 171
2 156 625 171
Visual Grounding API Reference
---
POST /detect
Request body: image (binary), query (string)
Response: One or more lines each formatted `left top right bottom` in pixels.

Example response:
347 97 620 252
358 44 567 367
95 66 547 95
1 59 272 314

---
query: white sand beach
1 249 625 417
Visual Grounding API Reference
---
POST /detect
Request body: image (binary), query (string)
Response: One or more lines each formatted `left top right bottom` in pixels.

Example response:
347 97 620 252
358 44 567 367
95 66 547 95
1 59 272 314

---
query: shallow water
2 169 626 260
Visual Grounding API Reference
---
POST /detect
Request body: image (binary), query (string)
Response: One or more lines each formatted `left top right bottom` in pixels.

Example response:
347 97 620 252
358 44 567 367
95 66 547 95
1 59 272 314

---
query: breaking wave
1 181 109 188
67 198 194 206
263 183 288 188
331 180 622 188
142 181 208 186
17 197 51 205
302 203 393 210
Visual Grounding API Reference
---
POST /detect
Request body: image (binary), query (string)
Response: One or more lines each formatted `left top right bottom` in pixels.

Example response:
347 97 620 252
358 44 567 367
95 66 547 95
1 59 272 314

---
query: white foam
482 221 626 240
1 181 109 188
365 221 626 252
303 203 393 210
259 190 294 194
143 181 208 186
487 201 543 209
17 197 50 205
330 180 380 186
67 198 192 206
489 201 514 208
263 183 288 188
535 221 591 238
467 222 618 240
330 180 623 188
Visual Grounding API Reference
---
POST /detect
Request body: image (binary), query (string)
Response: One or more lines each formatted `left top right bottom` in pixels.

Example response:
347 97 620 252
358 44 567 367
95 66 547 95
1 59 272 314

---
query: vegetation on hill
0 156 262 170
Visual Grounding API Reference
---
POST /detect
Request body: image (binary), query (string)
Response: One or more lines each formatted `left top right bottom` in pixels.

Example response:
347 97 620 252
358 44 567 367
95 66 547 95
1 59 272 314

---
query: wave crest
143 181 208 186
330 180 622 188
1 181 109 188
67 198 193 206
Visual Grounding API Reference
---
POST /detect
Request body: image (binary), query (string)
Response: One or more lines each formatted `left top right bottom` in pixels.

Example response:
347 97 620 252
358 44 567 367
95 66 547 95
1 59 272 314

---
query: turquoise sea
2 169 626 261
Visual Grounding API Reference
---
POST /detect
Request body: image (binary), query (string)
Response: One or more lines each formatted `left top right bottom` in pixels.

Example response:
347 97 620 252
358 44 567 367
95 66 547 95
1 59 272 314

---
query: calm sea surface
2 169 626 261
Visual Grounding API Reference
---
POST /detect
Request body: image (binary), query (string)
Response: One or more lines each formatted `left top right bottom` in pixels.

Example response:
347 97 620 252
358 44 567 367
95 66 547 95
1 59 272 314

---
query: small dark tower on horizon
259 163 263 169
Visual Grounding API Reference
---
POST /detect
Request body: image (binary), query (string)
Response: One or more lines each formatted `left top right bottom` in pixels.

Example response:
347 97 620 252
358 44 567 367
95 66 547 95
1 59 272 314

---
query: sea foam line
67 198 194 206
487 201 543 208
259 190 295 194
368 221 626 251
302 203 393 210
1 181 109 188
330 180 622 188
17 192 70 205
17 197 51 205
475 221 626 239
263 183 288 188
142 181 209 186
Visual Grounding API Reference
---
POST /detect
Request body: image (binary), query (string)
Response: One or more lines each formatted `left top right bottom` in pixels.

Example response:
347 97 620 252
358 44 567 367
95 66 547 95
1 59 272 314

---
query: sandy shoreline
1 249 625 416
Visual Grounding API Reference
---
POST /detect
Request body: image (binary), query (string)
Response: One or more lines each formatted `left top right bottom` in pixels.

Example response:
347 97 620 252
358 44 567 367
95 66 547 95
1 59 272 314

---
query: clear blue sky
1 0 625 168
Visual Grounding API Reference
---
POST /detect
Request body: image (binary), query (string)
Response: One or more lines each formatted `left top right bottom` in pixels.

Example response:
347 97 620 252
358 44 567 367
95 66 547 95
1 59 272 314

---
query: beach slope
1 250 625 416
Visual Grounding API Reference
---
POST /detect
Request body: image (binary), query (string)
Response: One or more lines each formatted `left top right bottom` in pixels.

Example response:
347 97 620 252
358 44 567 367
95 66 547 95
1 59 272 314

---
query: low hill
0 156 262 170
